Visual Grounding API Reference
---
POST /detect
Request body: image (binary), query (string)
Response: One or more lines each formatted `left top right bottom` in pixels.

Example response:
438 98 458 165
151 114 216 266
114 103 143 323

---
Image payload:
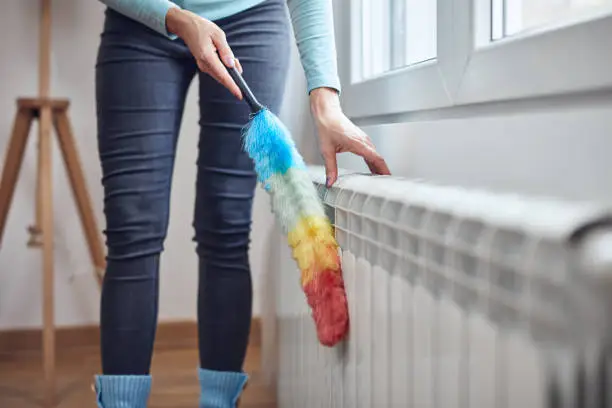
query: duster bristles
243 110 349 347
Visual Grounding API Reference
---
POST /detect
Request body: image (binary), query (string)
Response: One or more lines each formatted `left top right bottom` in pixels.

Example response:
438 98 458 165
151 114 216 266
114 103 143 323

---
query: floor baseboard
0 317 261 356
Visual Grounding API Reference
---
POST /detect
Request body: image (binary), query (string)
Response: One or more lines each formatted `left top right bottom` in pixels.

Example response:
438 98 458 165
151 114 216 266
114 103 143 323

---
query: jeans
95 0 290 375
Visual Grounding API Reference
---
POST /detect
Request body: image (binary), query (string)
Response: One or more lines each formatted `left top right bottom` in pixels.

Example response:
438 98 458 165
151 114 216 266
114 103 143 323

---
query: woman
94 0 389 406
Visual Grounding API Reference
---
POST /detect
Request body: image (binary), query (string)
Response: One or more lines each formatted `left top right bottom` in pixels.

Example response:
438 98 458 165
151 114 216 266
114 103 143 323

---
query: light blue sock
198 368 248 408
94 375 152 408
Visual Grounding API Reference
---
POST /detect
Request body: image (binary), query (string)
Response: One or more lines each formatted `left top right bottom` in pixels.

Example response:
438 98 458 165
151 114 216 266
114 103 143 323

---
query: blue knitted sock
198 368 248 408
94 375 152 408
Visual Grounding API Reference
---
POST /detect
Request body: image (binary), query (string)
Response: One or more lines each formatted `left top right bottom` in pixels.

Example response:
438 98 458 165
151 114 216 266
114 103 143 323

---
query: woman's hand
166 7 243 99
310 88 391 187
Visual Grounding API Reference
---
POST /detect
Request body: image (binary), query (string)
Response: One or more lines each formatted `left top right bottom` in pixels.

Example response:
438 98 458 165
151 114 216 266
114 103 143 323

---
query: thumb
322 150 338 188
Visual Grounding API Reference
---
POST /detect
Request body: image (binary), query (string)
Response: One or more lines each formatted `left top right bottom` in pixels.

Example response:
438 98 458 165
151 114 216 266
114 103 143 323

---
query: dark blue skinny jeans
95 0 290 375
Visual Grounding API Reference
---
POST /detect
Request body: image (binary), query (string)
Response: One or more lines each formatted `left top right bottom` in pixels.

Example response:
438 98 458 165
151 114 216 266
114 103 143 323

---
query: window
491 0 612 41
339 0 447 118
338 0 612 118
356 0 437 81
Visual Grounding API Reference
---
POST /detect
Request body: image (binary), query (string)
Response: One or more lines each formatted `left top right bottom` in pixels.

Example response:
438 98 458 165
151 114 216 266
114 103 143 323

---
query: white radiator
266 166 612 408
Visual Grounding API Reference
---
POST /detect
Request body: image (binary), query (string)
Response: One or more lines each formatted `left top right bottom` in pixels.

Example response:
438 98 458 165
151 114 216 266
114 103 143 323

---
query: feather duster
229 67 349 346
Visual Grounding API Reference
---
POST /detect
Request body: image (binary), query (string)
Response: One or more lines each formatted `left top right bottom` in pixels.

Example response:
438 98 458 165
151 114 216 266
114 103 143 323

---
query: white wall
0 0 317 329
337 101 612 203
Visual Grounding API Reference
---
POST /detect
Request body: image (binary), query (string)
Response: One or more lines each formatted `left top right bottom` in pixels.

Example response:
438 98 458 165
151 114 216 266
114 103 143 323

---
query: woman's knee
192 164 257 260
104 191 171 260
193 198 254 261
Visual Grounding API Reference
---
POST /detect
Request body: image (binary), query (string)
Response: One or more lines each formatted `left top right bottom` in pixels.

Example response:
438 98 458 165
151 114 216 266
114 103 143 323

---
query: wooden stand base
0 97 105 407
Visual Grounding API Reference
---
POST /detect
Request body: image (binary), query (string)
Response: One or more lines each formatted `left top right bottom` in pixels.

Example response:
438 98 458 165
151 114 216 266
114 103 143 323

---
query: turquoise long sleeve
287 0 341 93
98 0 341 93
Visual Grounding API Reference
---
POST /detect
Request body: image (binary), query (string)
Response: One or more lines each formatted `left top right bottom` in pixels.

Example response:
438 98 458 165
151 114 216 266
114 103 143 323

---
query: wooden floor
0 343 275 407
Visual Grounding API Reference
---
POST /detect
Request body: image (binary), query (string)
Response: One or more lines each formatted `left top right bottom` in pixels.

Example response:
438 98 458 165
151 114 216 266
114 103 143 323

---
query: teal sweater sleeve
98 0 341 93
287 0 341 93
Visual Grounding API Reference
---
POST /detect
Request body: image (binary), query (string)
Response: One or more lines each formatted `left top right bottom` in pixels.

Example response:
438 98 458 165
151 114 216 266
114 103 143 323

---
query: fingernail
326 177 331 187
225 56 235 68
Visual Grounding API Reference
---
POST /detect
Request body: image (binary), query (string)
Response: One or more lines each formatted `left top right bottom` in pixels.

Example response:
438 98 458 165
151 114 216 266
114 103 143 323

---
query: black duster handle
228 66 265 114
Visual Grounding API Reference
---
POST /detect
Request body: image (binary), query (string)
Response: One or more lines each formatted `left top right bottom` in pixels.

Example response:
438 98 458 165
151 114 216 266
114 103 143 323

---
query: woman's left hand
310 88 391 187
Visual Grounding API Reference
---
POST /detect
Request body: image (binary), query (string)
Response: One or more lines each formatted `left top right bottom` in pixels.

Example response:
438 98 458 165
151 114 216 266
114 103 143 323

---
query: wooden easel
0 0 105 406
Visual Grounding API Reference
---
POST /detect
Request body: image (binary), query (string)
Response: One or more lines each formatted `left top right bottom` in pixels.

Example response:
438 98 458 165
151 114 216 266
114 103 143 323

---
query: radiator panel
272 167 612 408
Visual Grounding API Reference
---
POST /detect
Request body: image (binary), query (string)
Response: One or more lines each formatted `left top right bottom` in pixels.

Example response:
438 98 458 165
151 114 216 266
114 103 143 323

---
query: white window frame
336 0 453 118
337 0 612 119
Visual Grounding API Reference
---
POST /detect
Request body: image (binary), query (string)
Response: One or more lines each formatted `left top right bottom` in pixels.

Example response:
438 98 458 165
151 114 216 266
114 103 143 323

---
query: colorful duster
227 66 349 346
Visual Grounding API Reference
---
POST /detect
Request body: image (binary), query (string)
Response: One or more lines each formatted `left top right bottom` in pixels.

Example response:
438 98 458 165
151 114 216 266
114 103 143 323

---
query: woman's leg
95 8 195 406
194 0 290 405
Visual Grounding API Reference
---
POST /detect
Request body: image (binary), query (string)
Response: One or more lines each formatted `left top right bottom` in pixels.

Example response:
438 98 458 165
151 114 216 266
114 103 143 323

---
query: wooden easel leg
0 107 34 244
54 109 106 286
39 104 56 408
30 117 45 247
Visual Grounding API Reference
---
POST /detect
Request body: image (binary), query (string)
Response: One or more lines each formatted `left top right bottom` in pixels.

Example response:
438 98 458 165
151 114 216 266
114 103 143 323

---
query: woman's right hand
166 7 243 99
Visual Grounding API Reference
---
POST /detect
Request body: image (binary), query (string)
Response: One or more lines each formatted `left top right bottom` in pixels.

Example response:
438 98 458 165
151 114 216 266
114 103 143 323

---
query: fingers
196 29 243 100
365 158 391 176
204 53 243 100
211 29 235 69
235 58 243 74
349 139 391 176
322 149 338 187
354 130 391 176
